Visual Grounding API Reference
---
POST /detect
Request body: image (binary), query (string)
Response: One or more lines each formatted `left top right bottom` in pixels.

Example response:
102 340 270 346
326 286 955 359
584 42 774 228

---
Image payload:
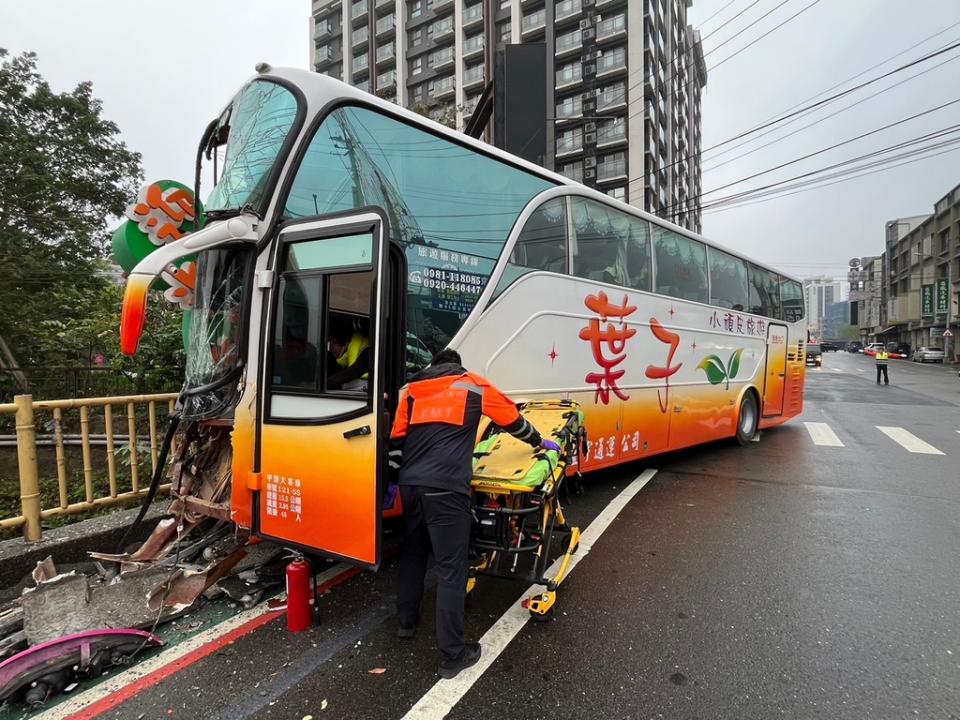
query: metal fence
0 392 179 542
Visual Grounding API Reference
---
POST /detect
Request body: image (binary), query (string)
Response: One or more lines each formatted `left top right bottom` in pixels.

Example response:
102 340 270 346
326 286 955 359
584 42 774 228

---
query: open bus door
762 323 788 417
254 211 400 569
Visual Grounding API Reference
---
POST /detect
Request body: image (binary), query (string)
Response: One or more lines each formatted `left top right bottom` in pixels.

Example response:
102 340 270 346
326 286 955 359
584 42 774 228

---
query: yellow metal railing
0 392 179 542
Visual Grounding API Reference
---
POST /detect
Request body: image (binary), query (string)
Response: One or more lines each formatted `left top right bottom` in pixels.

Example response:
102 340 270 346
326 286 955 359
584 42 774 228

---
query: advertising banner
921 284 934 317
936 277 949 314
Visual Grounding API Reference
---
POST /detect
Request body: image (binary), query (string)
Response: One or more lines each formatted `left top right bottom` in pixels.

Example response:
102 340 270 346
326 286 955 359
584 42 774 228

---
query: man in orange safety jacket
388 348 559 679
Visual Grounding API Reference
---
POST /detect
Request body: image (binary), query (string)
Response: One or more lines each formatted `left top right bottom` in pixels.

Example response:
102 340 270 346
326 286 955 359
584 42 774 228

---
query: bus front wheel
735 393 758 446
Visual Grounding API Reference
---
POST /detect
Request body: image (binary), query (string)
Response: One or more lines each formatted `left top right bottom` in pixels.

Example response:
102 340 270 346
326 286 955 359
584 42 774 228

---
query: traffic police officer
875 347 889 385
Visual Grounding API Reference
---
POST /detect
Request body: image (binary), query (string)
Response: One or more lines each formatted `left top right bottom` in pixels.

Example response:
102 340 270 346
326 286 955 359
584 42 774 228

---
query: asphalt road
39 352 960 720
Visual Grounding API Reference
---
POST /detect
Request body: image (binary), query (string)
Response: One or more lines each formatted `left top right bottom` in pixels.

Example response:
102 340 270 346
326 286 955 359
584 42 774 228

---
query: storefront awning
876 326 898 334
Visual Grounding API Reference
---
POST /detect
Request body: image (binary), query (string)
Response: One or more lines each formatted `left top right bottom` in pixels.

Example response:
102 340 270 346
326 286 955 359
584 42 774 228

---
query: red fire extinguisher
285 553 312 632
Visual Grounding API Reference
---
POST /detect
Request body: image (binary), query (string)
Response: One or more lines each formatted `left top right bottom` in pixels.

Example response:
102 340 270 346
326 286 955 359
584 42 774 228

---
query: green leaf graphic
728 349 744 379
696 355 728 385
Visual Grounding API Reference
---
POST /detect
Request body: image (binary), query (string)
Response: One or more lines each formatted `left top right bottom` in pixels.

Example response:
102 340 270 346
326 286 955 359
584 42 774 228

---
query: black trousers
876 364 888 384
397 485 472 664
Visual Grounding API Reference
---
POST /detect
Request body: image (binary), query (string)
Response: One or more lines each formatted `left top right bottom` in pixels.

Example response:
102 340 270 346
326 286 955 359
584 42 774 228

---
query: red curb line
67 566 363 720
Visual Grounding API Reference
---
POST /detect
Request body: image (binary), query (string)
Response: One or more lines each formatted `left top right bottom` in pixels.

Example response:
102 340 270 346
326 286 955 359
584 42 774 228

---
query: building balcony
463 34 484 59
432 46 456 69
313 22 335 41
433 23 455 41
376 45 395 64
597 0 626 7
353 55 369 73
597 128 627 148
597 15 626 43
375 0 392 9
352 28 369 46
463 3 483 29
375 15 395 37
555 0 583 25
555 70 583 90
556 142 584 159
463 65 485 90
555 104 583 123
351 1 369 19
431 77 456 99
522 10 546 36
555 31 583 57
596 54 627 79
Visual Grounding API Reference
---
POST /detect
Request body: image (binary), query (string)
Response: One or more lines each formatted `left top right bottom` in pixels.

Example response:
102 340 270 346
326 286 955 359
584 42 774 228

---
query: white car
864 342 885 356
911 346 945 363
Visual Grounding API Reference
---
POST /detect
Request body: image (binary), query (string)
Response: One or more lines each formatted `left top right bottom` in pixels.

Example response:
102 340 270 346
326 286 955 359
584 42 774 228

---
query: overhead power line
691 125 960 211
640 37 960 187
705 17 960 162
672 126 960 216
699 142 960 216
702 48 960 173
688 96 960 203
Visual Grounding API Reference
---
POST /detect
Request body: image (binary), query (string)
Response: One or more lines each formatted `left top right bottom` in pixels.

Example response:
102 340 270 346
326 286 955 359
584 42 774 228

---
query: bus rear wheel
735 393 758 446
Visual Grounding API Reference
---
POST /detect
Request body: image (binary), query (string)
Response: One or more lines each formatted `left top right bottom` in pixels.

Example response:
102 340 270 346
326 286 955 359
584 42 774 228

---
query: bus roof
250 66 802 286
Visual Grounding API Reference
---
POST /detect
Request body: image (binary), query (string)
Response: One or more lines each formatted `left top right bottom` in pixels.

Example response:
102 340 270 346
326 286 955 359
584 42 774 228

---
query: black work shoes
397 622 417 639
438 642 481 679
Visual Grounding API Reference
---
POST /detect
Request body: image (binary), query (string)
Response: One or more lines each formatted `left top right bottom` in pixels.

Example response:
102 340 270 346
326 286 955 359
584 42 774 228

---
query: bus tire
735 392 758 446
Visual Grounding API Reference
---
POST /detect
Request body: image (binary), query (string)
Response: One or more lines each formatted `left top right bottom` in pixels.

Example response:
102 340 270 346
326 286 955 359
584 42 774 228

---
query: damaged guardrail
1 392 179 542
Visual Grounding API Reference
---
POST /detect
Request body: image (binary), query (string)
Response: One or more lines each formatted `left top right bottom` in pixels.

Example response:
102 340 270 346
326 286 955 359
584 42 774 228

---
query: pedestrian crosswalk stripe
875 426 945 455
804 422 844 447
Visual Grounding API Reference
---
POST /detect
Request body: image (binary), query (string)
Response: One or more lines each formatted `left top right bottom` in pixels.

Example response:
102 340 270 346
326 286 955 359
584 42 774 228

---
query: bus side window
780 277 804 322
494 198 567 296
708 247 749 310
748 264 782 319
653 225 708 304
570 198 650 291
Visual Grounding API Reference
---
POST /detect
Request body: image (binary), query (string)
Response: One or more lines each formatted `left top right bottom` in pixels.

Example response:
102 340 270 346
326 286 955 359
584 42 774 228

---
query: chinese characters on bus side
265 474 303 523
709 310 766 337
578 291 637 404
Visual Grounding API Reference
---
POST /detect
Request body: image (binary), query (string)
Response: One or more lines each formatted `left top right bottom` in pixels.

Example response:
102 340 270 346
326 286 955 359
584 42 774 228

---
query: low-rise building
885 191 959 359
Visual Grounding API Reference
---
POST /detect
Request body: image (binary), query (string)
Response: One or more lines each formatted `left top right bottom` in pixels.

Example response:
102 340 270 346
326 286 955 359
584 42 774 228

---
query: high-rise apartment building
803 276 844 337
309 0 707 232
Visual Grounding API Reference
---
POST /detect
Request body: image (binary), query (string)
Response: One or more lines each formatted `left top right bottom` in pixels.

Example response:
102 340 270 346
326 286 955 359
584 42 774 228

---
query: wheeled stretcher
467 400 585 621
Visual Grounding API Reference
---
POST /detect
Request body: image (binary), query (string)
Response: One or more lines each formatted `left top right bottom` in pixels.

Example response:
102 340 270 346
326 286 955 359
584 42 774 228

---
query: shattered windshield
181 248 251 419
205 79 299 213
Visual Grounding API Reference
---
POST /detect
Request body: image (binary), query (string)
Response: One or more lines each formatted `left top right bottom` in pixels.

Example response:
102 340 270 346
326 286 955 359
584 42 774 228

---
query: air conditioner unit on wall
585 122 596 132
585 132 597 143
584 156 597 168
584 63 596 74
582 28 595 40
585 168 596 179
579 19 592 29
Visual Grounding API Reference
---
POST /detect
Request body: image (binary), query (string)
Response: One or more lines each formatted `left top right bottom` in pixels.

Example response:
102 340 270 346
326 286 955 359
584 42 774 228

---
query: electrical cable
692 125 960 209
702 49 960 173
683 96 960 205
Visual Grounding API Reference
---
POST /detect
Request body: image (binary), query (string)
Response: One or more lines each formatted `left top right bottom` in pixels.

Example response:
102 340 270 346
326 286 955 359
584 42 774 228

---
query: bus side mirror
119 215 259 356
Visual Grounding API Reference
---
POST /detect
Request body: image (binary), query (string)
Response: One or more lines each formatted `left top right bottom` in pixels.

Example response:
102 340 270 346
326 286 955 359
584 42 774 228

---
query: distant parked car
886 341 910 358
821 341 839 352
846 342 864 353
911 346 945 363
805 343 823 367
863 342 885 356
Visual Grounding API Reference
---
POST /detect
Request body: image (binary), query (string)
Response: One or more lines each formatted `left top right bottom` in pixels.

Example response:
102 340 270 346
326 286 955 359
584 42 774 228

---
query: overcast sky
3 0 958 284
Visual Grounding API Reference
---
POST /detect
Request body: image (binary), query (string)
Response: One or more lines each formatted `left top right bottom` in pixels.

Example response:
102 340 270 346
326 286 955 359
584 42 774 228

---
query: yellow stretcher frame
467 400 584 621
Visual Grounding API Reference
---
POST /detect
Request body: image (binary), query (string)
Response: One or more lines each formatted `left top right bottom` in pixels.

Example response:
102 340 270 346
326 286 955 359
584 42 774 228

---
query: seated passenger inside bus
327 316 369 392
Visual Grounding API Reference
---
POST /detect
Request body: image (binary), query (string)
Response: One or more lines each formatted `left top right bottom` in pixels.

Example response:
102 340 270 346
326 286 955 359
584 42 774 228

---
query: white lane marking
804 422 844 447
402 469 658 720
857 368 865 373
831 367 843 373
36 563 352 720
876 426 945 455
